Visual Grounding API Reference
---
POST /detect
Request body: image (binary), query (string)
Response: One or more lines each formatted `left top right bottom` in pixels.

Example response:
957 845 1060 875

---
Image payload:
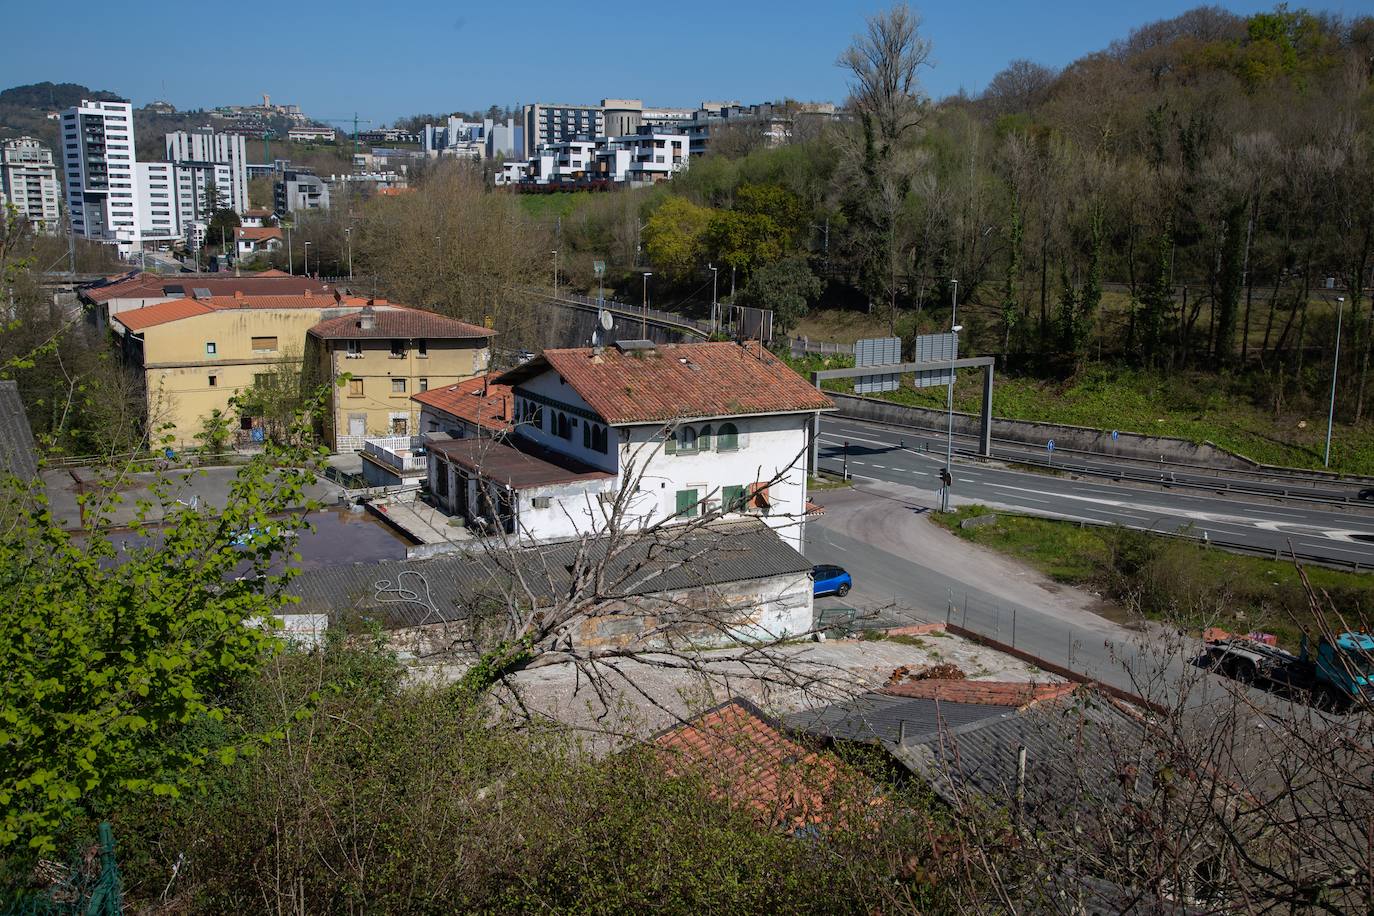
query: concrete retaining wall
830 392 1257 470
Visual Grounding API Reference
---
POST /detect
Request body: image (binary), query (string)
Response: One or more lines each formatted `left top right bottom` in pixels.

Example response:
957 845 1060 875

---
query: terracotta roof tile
411 375 514 432
653 698 848 830
81 271 331 303
308 307 494 340
234 226 283 241
112 292 372 331
497 342 834 425
111 299 216 331
880 680 1078 708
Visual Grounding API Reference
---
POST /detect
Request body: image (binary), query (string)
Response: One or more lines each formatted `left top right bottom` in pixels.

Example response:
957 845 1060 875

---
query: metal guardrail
545 290 713 338
786 335 854 357
828 414 1374 508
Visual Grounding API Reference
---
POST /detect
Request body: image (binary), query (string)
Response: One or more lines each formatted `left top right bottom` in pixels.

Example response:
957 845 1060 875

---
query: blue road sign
1047 439 1055 452
1111 429 1119 441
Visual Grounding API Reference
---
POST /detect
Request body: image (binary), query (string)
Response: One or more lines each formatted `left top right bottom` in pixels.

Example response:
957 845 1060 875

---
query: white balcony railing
363 436 428 472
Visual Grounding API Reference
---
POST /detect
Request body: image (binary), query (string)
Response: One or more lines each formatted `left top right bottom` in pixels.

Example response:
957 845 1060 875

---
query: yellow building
308 304 494 451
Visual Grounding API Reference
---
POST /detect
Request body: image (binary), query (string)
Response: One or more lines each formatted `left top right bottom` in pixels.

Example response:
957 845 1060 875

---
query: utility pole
942 279 960 513
641 271 652 338
551 249 558 297
345 227 353 280
303 240 311 277
709 263 718 336
1325 296 1345 468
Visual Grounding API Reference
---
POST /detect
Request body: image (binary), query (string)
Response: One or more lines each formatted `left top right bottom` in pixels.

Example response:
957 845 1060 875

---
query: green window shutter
717 422 739 451
675 488 698 517
665 432 676 455
722 485 744 512
699 425 712 451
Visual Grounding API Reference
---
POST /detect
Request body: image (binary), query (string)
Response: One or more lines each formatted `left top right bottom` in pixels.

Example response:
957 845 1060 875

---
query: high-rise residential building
274 168 330 215
135 162 180 245
1 137 61 233
60 99 140 252
521 103 604 158
165 128 249 214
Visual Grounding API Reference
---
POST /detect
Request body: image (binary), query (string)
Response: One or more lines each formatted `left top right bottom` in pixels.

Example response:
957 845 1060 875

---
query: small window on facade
392 378 407 394
419 378 429 392
349 378 364 397
391 417 407 434
205 341 217 355
717 422 739 451
677 426 698 453
253 373 269 386
594 425 609 453
346 340 362 356
418 339 427 356
583 422 592 449
556 412 571 440
208 375 217 387
390 339 405 357
722 485 745 512
675 488 699 518
251 336 278 351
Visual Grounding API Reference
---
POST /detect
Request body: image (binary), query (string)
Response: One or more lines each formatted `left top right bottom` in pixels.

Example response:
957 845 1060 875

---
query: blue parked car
812 564 852 598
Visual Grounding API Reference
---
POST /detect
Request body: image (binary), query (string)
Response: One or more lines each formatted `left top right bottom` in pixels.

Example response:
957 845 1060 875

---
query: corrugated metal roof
890 693 1149 822
287 517 811 627
0 381 38 480
784 692 1018 746
427 435 611 489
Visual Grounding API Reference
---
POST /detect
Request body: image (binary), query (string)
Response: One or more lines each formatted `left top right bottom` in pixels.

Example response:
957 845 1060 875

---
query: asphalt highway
817 416 1374 569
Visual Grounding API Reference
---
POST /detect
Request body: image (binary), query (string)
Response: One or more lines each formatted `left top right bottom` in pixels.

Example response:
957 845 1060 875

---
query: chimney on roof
333 289 342 303
234 290 244 300
303 290 312 299
359 305 376 330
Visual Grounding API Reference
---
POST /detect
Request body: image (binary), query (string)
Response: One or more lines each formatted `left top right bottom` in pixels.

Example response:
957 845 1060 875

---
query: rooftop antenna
592 307 613 351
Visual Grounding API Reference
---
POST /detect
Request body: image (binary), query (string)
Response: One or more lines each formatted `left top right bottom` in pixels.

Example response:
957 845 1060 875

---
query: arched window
593 425 608 453
677 426 697 453
717 422 739 451
698 425 712 451
557 412 571 440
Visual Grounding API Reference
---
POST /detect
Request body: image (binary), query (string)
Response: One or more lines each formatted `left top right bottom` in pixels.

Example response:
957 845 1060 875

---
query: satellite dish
598 309 614 331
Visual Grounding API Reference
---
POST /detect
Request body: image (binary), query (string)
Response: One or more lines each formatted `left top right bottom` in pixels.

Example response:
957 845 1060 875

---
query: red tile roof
411 376 514 432
308 307 494 340
881 680 1077 708
653 698 849 831
81 271 331 303
111 299 215 331
497 342 834 425
234 226 283 241
111 292 375 332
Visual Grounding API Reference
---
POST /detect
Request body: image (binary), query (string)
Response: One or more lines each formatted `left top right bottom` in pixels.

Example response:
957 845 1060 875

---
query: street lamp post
551 249 559 297
1324 296 1345 468
345 227 353 281
641 272 653 338
709 264 718 336
303 240 311 277
942 279 960 513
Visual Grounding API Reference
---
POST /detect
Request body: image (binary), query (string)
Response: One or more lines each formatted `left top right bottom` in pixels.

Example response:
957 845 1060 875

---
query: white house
622 133 689 184
423 340 834 551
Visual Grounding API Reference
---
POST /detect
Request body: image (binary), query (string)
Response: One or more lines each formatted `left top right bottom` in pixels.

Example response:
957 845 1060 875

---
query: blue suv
812 564 853 598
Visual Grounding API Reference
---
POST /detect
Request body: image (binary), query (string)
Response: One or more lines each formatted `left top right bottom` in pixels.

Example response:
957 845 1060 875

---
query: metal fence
786 336 855 358
551 290 715 336
3 823 122 916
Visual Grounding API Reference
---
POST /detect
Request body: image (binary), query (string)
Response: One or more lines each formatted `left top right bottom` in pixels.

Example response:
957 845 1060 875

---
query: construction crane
319 114 374 157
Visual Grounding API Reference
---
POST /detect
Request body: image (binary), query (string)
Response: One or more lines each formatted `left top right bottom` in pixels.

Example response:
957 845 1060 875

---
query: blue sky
3 1 1370 124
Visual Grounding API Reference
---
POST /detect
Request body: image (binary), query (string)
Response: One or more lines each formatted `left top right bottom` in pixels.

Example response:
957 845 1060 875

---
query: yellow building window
251 336 278 352
391 378 407 394
349 379 364 397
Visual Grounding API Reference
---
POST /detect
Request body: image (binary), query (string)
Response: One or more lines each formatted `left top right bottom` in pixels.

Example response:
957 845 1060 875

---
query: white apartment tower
60 100 139 253
1 137 61 233
165 128 248 214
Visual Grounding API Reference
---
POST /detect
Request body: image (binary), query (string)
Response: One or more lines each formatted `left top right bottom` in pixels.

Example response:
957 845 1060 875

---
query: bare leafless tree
837 2 933 145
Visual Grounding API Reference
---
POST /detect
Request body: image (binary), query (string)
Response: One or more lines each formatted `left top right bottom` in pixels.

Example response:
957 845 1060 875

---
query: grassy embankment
932 505 1372 649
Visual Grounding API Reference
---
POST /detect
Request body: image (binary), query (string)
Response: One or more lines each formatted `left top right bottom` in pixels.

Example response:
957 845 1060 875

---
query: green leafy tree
738 255 822 333
642 197 715 277
207 208 241 250
0 416 327 860
195 408 231 456
705 209 785 278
